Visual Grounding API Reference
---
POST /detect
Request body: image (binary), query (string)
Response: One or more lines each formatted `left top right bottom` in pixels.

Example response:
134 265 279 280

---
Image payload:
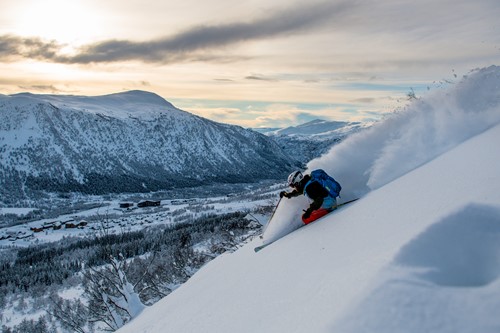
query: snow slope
118 66 500 333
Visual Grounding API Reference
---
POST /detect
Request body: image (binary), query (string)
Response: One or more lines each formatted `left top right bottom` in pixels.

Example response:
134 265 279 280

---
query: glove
302 209 312 219
280 191 289 198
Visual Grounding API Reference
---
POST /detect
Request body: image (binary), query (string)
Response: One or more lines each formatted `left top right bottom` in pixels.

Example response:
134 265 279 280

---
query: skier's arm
280 189 301 198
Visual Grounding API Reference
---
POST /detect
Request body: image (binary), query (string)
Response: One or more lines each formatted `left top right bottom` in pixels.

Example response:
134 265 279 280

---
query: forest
0 209 267 332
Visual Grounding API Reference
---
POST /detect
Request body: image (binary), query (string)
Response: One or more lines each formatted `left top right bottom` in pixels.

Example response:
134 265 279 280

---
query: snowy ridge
0 91 297 203
269 118 365 138
117 66 500 333
6 90 180 120
256 119 368 164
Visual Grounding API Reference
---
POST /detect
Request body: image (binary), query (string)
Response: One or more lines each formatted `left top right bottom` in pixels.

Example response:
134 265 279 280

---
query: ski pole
259 196 282 239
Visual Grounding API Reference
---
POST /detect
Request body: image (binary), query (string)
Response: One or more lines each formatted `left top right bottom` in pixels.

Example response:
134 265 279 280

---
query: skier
280 170 339 224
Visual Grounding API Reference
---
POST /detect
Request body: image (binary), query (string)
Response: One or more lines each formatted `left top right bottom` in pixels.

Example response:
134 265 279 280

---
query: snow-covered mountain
0 90 297 203
255 119 368 164
117 66 500 333
259 118 363 137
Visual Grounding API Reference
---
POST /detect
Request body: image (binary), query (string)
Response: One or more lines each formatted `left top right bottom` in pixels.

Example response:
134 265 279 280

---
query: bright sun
15 0 104 44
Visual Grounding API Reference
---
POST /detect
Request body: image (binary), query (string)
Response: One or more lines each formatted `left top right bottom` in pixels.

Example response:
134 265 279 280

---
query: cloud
0 1 357 65
245 74 278 82
17 84 63 93
214 78 235 82
350 97 377 104
0 34 62 62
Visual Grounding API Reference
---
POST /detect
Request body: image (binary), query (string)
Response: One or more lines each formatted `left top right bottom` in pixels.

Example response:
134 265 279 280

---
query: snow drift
117 66 500 333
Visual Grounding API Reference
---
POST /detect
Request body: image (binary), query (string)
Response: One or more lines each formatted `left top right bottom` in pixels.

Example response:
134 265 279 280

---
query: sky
0 0 499 128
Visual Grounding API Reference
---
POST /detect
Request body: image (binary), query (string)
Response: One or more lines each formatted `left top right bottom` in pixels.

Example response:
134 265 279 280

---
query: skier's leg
302 208 331 224
322 196 337 210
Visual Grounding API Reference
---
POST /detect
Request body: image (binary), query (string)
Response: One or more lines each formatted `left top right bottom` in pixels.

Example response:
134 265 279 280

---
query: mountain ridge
255 118 368 164
0 91 298 203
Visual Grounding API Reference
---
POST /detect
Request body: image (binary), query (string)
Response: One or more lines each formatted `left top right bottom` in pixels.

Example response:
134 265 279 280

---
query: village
0 186 279 248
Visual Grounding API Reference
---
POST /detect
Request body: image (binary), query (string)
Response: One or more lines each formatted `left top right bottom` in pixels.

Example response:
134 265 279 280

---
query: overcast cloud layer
0 1 358 64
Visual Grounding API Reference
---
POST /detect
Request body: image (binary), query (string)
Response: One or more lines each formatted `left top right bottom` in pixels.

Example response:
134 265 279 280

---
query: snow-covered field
0 184 281 249
117 66 500 333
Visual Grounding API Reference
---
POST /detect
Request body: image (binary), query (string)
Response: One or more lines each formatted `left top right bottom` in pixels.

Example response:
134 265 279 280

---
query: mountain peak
3 90 180 120
300 118 327 125
99 90 175 108
275 118 353 136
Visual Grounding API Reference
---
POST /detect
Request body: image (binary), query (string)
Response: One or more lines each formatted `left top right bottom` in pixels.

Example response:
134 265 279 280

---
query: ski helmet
287 171 303 187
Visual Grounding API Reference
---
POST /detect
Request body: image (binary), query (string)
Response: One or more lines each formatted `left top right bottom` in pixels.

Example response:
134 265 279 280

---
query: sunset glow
0 0 498 127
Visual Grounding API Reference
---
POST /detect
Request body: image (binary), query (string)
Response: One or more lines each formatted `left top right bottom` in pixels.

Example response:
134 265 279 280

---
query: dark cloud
0 34 62 62
0 1 356 64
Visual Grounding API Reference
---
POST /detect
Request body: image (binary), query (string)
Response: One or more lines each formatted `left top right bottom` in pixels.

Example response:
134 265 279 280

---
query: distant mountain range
255 118 358 137
255 119 369 163
0 90 299 203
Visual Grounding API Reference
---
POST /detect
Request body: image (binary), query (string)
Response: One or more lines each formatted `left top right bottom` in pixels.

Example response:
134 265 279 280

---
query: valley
0 180 281 249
